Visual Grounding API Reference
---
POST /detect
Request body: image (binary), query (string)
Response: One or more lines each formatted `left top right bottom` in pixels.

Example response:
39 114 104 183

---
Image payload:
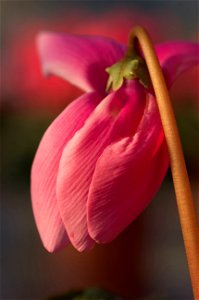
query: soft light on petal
37 33 125 94
56 82 146 251
87 95 169 243
156 42 199 87
31 92 101 252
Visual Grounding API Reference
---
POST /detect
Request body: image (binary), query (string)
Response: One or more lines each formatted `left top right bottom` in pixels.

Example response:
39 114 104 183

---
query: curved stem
129 26 198 299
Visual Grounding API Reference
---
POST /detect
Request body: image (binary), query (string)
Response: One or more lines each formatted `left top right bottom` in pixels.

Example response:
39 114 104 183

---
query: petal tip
41 233 70 253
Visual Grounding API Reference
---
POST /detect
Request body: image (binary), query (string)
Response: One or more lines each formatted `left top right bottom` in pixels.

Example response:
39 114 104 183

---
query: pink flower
31 32 199 252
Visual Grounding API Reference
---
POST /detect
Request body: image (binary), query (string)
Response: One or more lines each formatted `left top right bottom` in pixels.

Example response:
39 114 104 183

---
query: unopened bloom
31 32 199 252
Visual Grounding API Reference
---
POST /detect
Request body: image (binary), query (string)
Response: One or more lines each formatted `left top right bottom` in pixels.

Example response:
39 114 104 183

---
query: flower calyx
106 51 150 92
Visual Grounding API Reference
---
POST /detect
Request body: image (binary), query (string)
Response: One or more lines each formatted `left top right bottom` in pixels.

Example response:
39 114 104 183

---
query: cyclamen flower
31 32 199 252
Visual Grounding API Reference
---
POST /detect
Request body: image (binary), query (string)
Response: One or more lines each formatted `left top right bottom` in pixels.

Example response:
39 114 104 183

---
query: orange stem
129 26 199 299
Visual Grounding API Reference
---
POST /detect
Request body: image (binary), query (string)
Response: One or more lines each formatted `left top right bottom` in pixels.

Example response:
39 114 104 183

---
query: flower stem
129 26 198 299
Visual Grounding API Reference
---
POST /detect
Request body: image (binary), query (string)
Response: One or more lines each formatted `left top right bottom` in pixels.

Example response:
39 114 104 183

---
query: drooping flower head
31 29 199 252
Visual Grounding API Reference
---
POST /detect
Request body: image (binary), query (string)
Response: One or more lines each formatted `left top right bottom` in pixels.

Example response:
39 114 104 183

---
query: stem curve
129 26 198 299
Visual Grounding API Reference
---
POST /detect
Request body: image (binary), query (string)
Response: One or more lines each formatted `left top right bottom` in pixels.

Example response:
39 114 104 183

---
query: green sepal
106 55 150 92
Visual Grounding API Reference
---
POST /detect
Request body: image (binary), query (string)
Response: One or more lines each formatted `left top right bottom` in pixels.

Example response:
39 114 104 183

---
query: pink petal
156 42 199 87
56 82 146 251
31 92 101 252
37 32 125 94
87 95 169 243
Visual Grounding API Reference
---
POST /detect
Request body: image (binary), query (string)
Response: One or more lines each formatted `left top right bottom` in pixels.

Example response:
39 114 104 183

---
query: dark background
1 1 199 299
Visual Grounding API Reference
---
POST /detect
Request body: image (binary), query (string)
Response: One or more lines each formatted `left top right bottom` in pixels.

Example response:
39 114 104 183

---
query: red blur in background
3 8 197 112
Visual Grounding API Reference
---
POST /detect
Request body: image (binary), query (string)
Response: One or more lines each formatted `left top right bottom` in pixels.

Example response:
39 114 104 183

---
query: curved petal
37 32 125 94
87 95 169 243
156 42 199 87
31 92 101 252
56 82 146 251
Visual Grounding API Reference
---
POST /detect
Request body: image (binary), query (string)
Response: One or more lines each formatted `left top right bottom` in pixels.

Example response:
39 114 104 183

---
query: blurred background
1 1 198 299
